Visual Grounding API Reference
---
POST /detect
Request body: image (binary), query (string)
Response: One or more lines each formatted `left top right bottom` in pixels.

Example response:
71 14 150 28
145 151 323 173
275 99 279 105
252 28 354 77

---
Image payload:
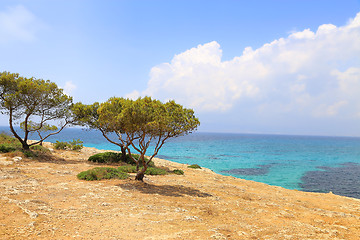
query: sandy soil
0 143 359 239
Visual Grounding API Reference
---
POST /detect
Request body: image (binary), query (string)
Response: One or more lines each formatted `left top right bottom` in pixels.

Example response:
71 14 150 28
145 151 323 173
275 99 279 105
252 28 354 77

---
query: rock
12 156 22 162
99 202 111 206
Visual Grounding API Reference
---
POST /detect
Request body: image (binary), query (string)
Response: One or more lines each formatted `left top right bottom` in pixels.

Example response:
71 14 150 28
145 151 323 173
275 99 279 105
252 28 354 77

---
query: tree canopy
71 101 128 159
74 96 200 181
0 71 73 150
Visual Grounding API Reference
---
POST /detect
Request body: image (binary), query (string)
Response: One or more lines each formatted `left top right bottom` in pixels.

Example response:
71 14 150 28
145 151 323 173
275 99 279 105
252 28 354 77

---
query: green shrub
117 165 137 173
69 139 83 151
30 144 50 153
173 169 184 175
88 152 155 167
0 133 50 158
53 139 83 151
77 169 97 181
0 133 21 152
0 132 18 143
53 140 70 150
77 167 129 181
0 144 16 153
23 150 36 158
188 164 202 169
144 167 168 175
88 152 121 163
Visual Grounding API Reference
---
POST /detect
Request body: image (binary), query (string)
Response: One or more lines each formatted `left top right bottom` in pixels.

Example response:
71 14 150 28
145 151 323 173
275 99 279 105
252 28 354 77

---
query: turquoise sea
1 126 360 199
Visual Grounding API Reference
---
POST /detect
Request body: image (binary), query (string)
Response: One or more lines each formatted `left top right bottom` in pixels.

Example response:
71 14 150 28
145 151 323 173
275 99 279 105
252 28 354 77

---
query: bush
117 165 137 173
188 164 202 169
53 140 70 150
0 144 16 153
145 167 168 175
88 152 121 163
0 132 18 143
69 139 83 151
77 167 129 181
30 144 50 153
88 152 155 167
173 169 184 175
23 150 36 158
53 139 83 151
0 132 51 158
0 133 21 152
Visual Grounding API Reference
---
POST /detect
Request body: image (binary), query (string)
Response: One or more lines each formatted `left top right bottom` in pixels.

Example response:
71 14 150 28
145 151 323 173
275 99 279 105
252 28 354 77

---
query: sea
1 126 360 199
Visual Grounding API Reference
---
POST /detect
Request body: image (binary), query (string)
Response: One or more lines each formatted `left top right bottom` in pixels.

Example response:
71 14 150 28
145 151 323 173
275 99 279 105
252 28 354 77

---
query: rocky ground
0 143 360 239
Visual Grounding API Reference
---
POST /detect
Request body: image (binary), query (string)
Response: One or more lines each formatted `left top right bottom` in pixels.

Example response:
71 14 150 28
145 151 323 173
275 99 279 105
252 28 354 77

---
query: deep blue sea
1 126 360 199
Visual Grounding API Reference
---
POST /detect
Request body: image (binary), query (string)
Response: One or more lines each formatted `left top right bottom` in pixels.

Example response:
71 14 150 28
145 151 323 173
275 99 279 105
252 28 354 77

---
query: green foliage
30 144 50 153
0 132 18 144
23 150 36 158
53 139 83 151
20 121 58 142
71 102 100 129
77 167 129 181
69 139 83 151
96 96 200 180
88 152 155 167
0 71 73 150
0 132 21 152
0 132 51 158
88 152 121 163
53 140 70 150
188 164 202 169
72 96 199 181
117 165 137 173
0 144 16 153
173 169 184 175
78 165 169 182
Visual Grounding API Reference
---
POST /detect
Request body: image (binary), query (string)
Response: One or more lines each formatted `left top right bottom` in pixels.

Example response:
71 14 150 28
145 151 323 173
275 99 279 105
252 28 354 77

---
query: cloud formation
63 81 77 96
134 12 360 123
0 5 42 43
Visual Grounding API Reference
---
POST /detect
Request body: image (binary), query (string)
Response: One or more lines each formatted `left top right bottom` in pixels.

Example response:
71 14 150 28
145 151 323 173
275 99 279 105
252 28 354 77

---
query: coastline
1 143 360 239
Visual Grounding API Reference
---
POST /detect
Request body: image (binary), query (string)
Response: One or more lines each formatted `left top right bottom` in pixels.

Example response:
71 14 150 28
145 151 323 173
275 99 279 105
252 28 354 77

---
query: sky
0 0 360 136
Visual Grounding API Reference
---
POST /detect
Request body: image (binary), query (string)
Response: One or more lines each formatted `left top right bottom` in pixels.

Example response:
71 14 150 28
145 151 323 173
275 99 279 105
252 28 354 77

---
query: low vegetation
173 169 184 175
77 165 170 181
78 152 179 180
53 139 83 151
0 133 21 152
0 132 52 158
88 152 155 167
188 164 202 169
77 167 129 181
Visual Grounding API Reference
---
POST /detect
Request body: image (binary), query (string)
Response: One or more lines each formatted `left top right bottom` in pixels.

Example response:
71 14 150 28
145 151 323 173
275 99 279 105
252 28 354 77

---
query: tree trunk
135 171 145 181
135 164 147 181
22 142 30 151
120 146 126 161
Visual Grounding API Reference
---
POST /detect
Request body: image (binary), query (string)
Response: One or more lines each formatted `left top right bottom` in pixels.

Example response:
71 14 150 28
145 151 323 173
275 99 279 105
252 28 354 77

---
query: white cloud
0 5 43 43
125 90 140 100
135 12 360 122
63 81 77 95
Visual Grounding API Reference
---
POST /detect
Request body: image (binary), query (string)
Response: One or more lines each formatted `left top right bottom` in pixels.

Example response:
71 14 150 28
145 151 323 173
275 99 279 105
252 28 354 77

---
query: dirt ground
1 143 360 239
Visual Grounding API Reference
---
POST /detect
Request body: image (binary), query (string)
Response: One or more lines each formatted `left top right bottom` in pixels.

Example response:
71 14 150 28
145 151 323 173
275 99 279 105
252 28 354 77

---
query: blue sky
0 0 360 136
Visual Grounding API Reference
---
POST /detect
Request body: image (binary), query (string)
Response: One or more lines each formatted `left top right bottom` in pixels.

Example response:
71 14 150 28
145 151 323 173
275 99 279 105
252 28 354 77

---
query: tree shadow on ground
117 182 212 198
28 153 78 164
